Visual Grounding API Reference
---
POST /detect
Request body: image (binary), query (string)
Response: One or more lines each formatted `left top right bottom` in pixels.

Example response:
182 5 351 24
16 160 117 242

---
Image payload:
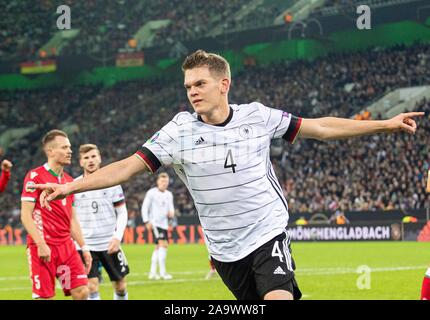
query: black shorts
79 248 130 282
152 227 168 244
211 229 302 300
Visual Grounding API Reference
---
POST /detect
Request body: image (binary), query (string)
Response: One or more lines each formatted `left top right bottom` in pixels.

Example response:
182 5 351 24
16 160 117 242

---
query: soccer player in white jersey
74 144 130 300
141 172 175 280
37 50 424 300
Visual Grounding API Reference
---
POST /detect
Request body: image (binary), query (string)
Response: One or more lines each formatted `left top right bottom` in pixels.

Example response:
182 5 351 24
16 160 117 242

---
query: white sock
425 268 430 278
150 249 159 275
114 291 128 300
88 292 101 300
158 247 167 276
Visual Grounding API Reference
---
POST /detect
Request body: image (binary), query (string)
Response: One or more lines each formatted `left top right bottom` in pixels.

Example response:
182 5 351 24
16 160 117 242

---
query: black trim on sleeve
282 115 302 143
136 147 162 172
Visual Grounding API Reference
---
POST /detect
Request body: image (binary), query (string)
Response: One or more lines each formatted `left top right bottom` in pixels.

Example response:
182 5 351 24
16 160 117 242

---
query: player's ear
220 78 230 95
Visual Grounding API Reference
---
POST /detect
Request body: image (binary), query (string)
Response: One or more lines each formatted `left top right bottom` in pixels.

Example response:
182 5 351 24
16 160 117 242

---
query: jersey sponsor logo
239 124 253 139
146 131 160 145
30 172 38 179
273 266 286 275
25 181 36 193
195 136 206 145
76 274 88 279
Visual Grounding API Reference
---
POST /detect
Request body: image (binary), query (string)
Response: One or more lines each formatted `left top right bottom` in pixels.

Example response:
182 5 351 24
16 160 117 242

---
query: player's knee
71 285 89 300
263 289 293 300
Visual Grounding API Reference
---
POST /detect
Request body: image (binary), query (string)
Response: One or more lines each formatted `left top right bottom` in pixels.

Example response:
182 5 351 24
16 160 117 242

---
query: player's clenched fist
1 159 12 171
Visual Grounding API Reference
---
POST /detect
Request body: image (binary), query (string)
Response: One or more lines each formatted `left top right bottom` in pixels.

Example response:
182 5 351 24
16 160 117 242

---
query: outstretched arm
298 112 424 141
36 155 149 206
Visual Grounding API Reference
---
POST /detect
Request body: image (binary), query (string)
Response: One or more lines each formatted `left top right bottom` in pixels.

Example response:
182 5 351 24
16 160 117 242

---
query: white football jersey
74 175 126 251
135 102 302 262
141 187 174 230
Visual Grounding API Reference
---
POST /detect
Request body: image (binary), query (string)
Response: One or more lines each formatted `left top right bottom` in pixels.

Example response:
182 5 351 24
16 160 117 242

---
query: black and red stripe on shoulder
282 115 302 144
134 147 161 173
113 199 126 207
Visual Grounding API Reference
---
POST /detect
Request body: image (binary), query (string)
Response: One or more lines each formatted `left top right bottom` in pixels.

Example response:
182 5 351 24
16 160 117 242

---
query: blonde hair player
74 144 130 300
36 50 424 300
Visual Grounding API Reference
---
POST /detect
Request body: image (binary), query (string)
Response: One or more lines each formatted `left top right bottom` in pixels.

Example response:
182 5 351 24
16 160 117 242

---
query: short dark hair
42 129 68 147
182 50 231 79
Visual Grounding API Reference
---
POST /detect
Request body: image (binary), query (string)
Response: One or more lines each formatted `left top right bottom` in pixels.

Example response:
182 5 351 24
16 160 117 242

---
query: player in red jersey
0 146 13 192
20 130 92 300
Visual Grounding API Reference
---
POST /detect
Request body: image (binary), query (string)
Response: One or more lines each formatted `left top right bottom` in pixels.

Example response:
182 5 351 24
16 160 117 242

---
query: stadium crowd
0 0 53 60
0 0 325 61
1 44 429 228
1 0 262 60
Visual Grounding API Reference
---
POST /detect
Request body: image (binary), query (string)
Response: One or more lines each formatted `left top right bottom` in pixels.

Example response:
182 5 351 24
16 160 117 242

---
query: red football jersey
21 163 75 246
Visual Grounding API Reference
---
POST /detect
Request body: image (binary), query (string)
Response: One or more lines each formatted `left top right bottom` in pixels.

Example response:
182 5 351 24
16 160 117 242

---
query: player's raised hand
386 112 425 134
1 159 12 171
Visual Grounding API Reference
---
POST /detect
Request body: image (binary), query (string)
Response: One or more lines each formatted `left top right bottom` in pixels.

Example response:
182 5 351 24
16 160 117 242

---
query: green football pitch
0 242 428 300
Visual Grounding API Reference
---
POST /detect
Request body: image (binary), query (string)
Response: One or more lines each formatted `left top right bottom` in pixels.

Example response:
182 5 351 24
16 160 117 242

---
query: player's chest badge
239 124 253 139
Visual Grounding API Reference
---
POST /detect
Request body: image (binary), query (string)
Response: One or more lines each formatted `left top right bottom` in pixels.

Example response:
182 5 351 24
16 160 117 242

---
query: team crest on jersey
25 181 36 193
146 131 160 145
239 124 253 139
